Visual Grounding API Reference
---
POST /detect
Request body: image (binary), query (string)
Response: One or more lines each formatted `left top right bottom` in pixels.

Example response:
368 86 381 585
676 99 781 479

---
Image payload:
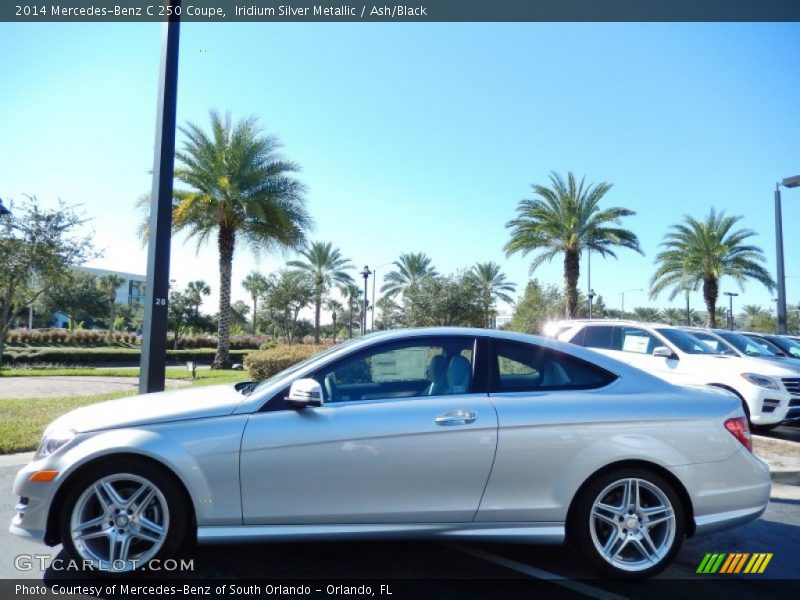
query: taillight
724 417 752 452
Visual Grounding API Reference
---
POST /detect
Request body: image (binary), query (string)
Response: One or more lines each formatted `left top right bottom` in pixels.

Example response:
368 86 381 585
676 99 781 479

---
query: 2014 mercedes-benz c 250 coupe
10 328 770 578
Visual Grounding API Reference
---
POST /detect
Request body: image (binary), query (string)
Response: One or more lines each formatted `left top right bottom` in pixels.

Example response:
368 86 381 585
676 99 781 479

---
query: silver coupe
10 328 770 578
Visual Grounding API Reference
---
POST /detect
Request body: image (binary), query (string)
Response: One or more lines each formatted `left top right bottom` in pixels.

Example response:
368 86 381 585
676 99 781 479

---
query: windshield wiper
235 381 259 396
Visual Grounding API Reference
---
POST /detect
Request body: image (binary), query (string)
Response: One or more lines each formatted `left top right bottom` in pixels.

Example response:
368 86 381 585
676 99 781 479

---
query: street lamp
588 288 596 319
360 266 371 334
775 175 800 334
723 291 739 330
0 198 11 217
620 288 643 314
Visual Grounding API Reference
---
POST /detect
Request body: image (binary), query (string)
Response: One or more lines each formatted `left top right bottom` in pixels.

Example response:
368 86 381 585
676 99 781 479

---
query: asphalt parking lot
1 427 798 599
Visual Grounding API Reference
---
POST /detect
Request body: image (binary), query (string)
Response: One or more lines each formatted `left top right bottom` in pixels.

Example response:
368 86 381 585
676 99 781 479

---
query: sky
1 22 799 322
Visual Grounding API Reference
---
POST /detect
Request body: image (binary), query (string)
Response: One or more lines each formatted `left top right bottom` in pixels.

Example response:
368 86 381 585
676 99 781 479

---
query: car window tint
690 332 735 355
492 341 617 392
619 327 660 354
313 338 474 403
582 325 615 349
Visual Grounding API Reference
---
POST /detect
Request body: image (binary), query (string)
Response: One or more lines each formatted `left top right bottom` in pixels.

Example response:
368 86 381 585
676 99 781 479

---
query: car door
476 339 619 522
239 336 498 524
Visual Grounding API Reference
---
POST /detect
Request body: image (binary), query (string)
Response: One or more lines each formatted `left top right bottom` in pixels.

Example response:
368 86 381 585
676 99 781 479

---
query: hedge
1 348 251 366
244 345 328 380
4 328 271 350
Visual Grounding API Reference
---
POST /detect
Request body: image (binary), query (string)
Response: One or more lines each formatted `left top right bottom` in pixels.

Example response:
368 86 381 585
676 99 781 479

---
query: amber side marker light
29 470 59 482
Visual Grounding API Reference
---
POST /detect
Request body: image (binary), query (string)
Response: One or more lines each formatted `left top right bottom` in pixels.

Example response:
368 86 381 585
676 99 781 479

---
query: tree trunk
703 277 719 328
332 313 337 343
252 295 258 334
213 227 235 369
313 287 322 344
563 250 580 319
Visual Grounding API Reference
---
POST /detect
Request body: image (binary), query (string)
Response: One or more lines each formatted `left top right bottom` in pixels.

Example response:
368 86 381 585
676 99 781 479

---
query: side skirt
197 522 564 545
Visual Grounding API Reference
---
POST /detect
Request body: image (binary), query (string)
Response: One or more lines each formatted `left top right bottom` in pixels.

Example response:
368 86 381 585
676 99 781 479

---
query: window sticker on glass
622 333 650 354
372 347 428 382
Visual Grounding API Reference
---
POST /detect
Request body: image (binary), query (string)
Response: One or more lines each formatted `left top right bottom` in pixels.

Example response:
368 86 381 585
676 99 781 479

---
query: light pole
588 288 596 319
360 266 371 334
370 262 392 332
723 291 738 330
0 198 11 217
620 288 643 314
775 175 800 334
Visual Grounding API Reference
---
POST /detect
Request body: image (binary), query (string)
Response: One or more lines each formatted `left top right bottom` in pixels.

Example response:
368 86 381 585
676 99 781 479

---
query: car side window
581 325 615 349
312 337 474 404
619 327 660 355
492 341 617 392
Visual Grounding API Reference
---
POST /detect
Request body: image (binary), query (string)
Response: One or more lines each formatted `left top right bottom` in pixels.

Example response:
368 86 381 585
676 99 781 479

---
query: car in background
10 327 770 579
679 327 800 366
550 320 800 429
741 332 800 361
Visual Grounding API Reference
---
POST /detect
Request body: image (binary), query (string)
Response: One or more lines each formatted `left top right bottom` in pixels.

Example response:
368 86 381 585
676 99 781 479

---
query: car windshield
655 328 718 354
685 331 737 356
765 335 800 358
718 332 779 357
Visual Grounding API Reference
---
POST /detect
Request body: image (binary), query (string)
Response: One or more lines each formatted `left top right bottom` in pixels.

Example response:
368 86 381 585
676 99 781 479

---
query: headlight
740 373 779 390
36 428 76 459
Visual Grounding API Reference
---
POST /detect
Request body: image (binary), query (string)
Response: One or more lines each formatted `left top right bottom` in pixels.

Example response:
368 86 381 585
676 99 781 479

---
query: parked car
550 320 800 428
679 327 800 366
741 332 800 361
10 328 769 578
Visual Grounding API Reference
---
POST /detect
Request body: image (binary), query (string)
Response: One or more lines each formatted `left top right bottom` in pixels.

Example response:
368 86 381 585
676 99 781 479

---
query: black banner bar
3 0 800 23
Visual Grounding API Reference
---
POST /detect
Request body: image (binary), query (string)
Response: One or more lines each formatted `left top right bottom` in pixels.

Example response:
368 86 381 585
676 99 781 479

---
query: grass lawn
0 369 251 455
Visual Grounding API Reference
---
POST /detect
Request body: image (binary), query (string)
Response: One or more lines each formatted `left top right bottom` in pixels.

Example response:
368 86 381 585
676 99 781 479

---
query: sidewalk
0 375 189 399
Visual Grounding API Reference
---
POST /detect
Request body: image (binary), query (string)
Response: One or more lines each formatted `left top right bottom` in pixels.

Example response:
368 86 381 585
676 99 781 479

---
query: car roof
549 319 678 329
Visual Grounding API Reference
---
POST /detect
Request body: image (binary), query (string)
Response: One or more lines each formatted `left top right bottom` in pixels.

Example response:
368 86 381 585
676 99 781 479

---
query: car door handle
435 409 477 426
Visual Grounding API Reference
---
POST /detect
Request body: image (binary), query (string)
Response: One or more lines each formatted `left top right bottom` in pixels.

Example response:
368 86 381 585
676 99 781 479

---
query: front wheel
60 461 188 574
570 469 685 578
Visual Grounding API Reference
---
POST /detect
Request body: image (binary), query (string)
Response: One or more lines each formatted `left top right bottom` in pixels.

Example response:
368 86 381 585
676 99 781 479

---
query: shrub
244 344 328 381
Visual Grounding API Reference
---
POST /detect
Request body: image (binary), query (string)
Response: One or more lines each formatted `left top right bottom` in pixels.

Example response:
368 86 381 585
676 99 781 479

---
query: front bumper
9 456 62 545
741 384 792 426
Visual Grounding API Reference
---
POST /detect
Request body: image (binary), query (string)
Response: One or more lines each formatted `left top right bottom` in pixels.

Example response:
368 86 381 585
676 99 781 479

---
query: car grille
782 378 800 397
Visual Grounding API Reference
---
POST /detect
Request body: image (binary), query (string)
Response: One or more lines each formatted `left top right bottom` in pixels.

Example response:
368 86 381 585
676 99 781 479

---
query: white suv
549 320 800 429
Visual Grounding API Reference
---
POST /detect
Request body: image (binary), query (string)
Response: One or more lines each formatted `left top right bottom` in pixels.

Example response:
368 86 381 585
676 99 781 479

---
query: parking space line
444 543 628 600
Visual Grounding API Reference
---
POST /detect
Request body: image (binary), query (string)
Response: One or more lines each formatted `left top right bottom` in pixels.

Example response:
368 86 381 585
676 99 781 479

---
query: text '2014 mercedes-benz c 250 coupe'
10 328 770 578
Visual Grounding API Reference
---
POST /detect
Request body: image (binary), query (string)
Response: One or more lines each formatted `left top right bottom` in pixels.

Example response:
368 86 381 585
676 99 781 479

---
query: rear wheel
60 460 188 574
571 468 685 578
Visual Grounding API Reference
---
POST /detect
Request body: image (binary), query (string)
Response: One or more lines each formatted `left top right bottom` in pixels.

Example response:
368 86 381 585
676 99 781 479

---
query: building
77 266 146 305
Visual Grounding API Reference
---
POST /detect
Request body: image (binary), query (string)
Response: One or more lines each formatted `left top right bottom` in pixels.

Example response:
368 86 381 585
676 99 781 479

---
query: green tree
399 273 484 328
184 280 210 329
167 290 194 349
505 171 642 318
139 110 311 368
650 209 774 328
662 308 686 325
324 298 343 343
242 271 270 334
43 270 106 330
339 282 362 339
263 270 315 343
741 304 766 329
288 241 353 343
0 198 96 366
506 279 564 334
374 295 401 331
98 274 125 343
380 252 438 298
631 307 662 322
468 262 516 328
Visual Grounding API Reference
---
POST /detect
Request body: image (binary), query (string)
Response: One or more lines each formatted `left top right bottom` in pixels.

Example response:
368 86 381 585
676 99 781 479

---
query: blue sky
1 22 799 319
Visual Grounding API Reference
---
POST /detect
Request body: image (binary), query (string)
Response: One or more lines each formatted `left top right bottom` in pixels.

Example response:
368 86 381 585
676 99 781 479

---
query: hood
722 355 800 377
47 385 246 434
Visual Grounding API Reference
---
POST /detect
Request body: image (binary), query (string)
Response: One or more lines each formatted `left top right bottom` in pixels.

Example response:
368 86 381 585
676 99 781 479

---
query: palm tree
242 271 270 334
505 171 642 318
741 304 766 329
98 274 124 343
340 282 362 339
661 307 686 325
288 241 354 343
650 209 774 328
469 262 516 328
138 110 311 368
381 252 438 298
185 280 210 325
325 298 343 343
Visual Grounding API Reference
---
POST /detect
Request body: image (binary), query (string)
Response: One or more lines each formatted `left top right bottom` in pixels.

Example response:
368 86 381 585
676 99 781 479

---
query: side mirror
652 346 678 360
286 378 324 409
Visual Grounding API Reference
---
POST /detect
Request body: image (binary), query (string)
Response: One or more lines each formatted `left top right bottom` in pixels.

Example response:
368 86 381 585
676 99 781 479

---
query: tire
570 468 685 579
59 459 188 575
